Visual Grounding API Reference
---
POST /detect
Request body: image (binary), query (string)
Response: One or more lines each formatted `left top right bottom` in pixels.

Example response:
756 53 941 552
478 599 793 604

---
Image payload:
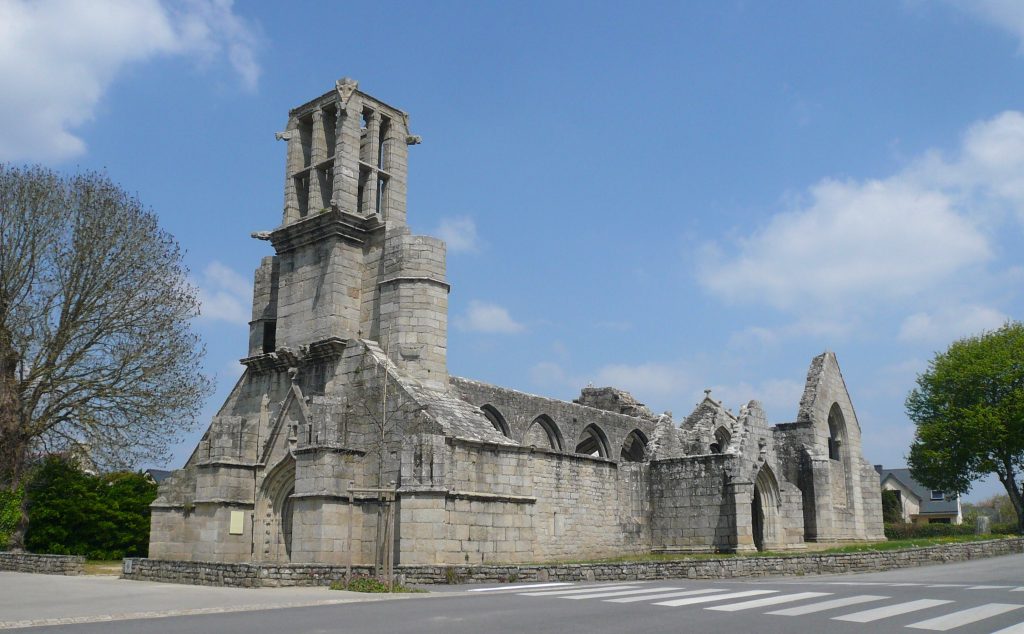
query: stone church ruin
150 80 884 566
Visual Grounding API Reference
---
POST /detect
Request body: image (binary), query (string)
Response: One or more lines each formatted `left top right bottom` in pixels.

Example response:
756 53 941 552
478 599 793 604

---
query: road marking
604 588 727 603
706 591 832 612
828 582 924 587
906 603 1023 631
832 599 954 623
562 587 683 600
469 582 572 592
653 589 777 607
767 594 889 616
519 585 637 597
969 585 1015 590
927 584 970 588
1014 587 1024 592
990 621 1024 633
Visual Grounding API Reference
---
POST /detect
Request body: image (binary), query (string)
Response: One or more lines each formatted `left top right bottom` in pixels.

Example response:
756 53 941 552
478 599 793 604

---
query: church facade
150 80 884 567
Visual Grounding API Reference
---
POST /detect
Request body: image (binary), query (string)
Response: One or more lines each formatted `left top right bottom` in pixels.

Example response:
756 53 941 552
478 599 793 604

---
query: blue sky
2 0 1022 501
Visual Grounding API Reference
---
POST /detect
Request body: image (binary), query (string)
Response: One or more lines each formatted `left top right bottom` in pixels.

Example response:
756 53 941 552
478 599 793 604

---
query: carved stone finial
335 77 358 109
703 388 712 398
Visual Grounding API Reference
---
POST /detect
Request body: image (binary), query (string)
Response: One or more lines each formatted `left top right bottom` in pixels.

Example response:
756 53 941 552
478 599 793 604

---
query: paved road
3 554 1023 633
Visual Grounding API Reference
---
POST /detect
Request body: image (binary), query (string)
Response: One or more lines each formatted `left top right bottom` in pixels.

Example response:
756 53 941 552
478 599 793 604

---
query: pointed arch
710 426 731 454
258 455 296 562
523 415 563 451
752 465 781 552
575 423 610 458
480 404 511 438
620 429 649 462
827 402 854 508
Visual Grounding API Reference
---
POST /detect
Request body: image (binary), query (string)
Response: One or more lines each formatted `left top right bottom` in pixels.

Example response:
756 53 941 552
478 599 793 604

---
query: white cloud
0 0 261 162
708 379 805 422
698 111 1024 316
590 362 693 398
700 177 990 310
434 216 480 254
456 300 525 334
898 304 1008 343
196 260 251 325
947 1 1024 54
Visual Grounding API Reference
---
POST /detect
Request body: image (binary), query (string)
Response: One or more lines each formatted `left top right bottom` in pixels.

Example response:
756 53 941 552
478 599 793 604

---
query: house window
931 490 944 501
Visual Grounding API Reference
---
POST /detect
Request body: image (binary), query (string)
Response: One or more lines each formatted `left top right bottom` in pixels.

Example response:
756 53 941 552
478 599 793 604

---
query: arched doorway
258 456 296 562
751 466 781 552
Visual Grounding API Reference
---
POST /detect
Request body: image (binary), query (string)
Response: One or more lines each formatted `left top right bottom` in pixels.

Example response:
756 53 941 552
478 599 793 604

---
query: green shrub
329 574 424 593
0 487 23 549
23 457 157 559
884 522 977 540
990 522 1022 535
881 490 903 524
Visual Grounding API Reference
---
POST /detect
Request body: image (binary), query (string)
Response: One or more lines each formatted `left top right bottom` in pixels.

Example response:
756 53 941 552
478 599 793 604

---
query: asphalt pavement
1 554 1022 633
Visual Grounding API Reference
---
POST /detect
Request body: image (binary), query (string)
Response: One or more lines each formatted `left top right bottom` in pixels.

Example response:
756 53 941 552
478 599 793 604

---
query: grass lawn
543 533 1016 565
83 560 122 575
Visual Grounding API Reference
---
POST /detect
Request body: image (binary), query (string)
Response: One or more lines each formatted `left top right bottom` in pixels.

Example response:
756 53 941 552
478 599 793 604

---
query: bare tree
0 165 212 550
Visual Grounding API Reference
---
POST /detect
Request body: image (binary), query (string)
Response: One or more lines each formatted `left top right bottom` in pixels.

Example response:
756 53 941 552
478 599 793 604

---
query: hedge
884 522 1019 539
22 457 158 560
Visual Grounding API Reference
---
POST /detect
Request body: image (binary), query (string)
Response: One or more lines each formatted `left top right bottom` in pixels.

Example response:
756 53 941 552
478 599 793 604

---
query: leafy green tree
0 165 212 550
881 489 903 524
23 456 157 559
907 322 1024 534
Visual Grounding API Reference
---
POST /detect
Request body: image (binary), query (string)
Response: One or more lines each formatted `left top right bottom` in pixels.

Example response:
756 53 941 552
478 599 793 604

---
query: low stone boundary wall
0 552 85 575
122 537 1024 588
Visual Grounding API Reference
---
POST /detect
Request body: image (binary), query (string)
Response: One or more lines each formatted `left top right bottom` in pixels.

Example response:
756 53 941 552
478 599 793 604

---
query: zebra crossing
468 581 1024 631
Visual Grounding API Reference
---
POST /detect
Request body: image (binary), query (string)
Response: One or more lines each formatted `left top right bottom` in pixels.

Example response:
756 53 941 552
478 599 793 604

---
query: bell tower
245 79 448 389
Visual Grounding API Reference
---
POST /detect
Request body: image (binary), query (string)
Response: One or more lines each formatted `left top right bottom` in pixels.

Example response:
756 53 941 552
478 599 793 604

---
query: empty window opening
323 106 337 157
262 320 277 354
359 107 374 164
298 115 313 167
294 174 309 217
524 415 563 451
356 168 370 215
711 426 731 454
620 429 648 462
317 166 332 211
575 424 609 458
377 115 391 169
481 405 511 438
376 176 388 218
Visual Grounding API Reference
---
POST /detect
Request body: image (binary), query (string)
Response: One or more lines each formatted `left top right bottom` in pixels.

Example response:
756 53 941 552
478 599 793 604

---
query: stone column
332 100 361 214
729 479 757 553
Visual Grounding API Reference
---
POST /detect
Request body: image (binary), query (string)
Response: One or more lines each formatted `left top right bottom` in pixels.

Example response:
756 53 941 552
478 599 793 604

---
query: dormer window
931 490 944 501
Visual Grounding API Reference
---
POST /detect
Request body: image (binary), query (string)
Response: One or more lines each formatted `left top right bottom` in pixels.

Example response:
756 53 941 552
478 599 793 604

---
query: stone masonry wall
650 455 735 552
0 552 85 575
122 537 1024 587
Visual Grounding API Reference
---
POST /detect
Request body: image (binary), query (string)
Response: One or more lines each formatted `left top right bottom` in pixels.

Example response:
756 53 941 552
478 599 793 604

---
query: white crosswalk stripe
990 621 1024 633
468 582 572 592
561 587 683 600
832 599 954 623
653 589 777 607
766 594 889 616
518 585 637 597
706 591 832 612
905 603 1024 631
1014 587 1024 592
968 585 1014 590
604 588 727 604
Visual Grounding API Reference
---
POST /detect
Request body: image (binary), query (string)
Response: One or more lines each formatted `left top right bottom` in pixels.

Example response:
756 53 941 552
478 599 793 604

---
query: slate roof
145 469 173 483
876 466 960 515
